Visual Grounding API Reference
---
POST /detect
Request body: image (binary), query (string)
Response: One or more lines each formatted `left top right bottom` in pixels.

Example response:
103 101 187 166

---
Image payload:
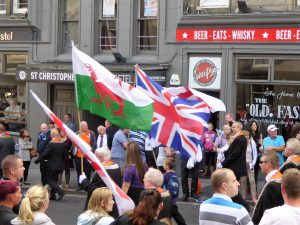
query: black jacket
37 131 51 155
36 141 66 171
0 135 15 163
0 205 17 225
106 125 119 149
252 181 284 224
222 135 247 178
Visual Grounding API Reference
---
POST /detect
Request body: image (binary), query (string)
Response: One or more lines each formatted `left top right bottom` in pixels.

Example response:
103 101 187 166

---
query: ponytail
18 196 34 222
17 185 48 223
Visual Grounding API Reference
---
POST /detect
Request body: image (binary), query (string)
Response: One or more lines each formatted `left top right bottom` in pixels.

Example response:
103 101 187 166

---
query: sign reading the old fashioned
176 27 300 42
189 57 221 90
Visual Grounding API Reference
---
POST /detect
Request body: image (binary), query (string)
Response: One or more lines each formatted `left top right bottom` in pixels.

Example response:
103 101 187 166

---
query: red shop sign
176 27 300 42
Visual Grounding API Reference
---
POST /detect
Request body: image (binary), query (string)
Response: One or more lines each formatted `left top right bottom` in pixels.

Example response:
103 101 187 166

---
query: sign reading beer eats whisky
176 27 300 42
189 57 221 90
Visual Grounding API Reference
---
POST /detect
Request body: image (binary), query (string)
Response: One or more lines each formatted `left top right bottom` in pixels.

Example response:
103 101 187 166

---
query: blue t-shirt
111 129 128 165
263 135 285 165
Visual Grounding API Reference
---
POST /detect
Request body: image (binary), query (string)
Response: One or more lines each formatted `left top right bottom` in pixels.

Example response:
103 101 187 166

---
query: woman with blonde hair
77 187 115 225
11 185 55 225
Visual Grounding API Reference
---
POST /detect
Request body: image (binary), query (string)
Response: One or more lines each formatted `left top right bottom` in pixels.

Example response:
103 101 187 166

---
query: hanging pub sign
188 57 221 90
176 27 300 42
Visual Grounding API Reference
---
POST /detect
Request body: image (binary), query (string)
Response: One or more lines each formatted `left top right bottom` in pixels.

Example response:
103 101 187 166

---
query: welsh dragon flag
72 45 154 131
30 90 135 215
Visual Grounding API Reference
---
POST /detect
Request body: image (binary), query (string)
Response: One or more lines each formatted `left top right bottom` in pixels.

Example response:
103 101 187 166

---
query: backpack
164 174 179 199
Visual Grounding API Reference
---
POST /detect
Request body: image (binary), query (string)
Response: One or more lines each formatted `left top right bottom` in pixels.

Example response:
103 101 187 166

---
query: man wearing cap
263 124 285 166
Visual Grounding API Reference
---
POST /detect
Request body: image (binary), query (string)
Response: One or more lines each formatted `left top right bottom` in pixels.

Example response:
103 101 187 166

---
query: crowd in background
0 111 300 225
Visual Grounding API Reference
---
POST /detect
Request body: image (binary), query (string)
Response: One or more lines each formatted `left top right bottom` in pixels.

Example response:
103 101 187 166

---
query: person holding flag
73 121 97 191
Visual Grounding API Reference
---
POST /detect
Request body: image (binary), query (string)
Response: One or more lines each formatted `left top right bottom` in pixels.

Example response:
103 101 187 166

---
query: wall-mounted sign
103 0 115 17
0 27 39 42
16 69 166 85
16 69 74 83
188 57 221 90
144 0 158 17
0 32 13 41
176 27 300 43
201 0 229 8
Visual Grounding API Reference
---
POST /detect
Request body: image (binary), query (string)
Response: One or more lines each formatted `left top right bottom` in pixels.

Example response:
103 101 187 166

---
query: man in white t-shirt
259 168 300 225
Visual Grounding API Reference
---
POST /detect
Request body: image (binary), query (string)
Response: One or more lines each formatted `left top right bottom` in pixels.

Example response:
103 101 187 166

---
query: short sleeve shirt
123 164 147 188
263 135 285 165
111 129 128 162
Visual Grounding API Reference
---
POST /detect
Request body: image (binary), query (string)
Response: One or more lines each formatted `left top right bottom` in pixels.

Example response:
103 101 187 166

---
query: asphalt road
46 193 201 225
25 163 263 225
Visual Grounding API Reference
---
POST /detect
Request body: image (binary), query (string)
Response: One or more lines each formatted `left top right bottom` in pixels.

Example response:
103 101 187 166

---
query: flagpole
73 42 84 175
135 65 158 168
77 109 84 174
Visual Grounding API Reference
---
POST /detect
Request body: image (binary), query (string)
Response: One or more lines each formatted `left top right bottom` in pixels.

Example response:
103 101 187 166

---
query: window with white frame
62 0 79 53
98 0 117 52
137 0 158 52
13 0 28 14
0 0 6 15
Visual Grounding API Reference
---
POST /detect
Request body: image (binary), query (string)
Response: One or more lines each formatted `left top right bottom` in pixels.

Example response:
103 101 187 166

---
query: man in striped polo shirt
199 168 253 225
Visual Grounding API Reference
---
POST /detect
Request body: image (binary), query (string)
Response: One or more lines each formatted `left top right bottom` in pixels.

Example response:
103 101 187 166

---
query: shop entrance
51 84 77 127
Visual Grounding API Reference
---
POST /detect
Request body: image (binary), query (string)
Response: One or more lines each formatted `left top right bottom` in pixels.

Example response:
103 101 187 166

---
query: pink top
201 130 217 151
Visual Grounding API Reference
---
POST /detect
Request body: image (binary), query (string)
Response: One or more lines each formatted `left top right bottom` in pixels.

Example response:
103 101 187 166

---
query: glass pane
138 19 157 51
236 83 300 140
140 0 158 18
64 0 79 20
17 0 28 9
63 22 79 52
0 0 6 14
237 58 269 80
274 59 300 81
0 54 2 73
0 86 26 132
5 54 27 73
99 20 117 50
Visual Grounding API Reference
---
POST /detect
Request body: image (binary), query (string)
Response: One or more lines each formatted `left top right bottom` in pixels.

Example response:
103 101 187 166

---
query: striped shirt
199 193 253 225
129 130 147 161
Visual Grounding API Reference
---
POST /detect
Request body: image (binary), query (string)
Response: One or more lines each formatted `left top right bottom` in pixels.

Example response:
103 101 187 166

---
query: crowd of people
0 111 300 225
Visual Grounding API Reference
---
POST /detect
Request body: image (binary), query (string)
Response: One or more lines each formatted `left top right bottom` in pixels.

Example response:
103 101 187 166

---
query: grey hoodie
11 212 55 225
77 210 114 225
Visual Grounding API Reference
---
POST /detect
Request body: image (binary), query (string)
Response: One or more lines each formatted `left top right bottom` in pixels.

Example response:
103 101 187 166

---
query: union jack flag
135 66 226 161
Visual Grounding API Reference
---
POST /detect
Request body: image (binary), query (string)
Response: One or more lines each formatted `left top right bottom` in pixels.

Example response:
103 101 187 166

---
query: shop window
236 83 300 140
0 85 26 133
236 58 269 80
62 0 79 53
0 53 27 75
0 0 6 15
5 54 27 73
274 59 300 81
13 0 28 14
98 0 117 52
183 0 299 15
0 54 2 73
0 0 27 17
137 0 158 52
